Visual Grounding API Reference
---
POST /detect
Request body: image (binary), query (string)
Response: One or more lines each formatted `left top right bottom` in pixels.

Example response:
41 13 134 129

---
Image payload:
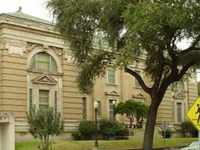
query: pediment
105 90 120 96
132 92 145 99
32 75 57 85
173 92 185 99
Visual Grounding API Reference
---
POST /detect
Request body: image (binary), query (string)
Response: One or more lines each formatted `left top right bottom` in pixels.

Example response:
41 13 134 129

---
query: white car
181 141 200 150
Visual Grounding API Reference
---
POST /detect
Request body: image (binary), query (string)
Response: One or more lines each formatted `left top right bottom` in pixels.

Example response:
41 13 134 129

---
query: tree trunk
143 100 160 150
129 117 134 128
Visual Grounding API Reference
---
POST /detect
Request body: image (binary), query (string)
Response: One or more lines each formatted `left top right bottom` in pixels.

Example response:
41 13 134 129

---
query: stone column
0 112 15 150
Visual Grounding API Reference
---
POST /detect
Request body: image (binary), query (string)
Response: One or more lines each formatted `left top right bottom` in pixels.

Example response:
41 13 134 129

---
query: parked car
181 141 200 150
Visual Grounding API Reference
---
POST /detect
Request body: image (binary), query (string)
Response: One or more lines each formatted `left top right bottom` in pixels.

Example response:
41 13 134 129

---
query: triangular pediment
32 75 57 85
132 92 145 99
105 91 120 96
173 92 185 99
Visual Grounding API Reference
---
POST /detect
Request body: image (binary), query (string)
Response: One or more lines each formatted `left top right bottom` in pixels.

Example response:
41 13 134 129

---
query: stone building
0 9 198 140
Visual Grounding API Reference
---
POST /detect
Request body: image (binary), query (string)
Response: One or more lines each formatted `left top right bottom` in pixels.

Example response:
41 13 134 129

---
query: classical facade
0 9 198 139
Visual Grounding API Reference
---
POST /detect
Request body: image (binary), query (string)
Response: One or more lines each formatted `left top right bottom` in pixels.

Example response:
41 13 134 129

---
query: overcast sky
0 0 52 21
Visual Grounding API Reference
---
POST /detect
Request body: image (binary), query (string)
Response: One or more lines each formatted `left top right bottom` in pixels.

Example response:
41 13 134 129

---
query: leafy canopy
48 0 200 94
115 100 148 119
114 100 148 128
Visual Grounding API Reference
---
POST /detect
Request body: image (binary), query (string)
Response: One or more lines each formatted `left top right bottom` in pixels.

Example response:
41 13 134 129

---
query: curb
126 145 186 150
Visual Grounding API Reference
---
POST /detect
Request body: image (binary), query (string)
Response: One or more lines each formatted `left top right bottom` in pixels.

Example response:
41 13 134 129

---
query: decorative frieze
0 112 12 123
25 42 64 57
25 42 43 54
4 38 26 55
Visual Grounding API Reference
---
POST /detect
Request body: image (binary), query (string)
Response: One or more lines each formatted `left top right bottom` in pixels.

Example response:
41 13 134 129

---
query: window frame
175 101 185 124
82 97 87 120
107 68 116 85
39 89 50 110
108 99 116 121
31 52 57 73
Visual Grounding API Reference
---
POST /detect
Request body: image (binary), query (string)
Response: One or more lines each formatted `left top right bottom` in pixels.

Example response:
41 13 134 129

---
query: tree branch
125 66 152 94
176 63 193 81
176 49 200 66
158 62 192 103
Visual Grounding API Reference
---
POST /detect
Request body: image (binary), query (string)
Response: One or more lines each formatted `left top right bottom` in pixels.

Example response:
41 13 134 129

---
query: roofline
0 13 55 26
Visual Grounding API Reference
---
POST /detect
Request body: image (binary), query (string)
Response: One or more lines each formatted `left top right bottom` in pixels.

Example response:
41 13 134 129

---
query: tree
48 1 200 149
134 101 149 128
115 101 136 129
27 107 64 150
115 100 148 128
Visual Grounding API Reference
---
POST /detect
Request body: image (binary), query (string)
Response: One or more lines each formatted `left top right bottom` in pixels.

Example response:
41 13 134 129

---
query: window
176 102 184 123
54 91 57 112
109 100 115 121
29 89 33 111
39 90 49 110
82 97 87 120
97 101 101 119
107 68 116 84
31 52 57 73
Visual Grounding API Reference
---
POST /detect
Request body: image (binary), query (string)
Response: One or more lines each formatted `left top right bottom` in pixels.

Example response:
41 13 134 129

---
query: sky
0 0 52 21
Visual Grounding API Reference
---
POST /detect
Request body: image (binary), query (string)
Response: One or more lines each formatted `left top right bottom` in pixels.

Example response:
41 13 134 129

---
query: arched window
31 52 57 73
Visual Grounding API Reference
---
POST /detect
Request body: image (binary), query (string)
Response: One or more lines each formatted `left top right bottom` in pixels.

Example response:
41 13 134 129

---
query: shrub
79 120 96 140
72 131 82 140
27 107 64 150
161 128 172 138
181 121 198 137
72 120 129 140
99 119 128 140
115 128 129 140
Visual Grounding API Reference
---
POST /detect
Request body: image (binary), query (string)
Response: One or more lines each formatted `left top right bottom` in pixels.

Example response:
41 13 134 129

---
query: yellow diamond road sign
187 97 200 131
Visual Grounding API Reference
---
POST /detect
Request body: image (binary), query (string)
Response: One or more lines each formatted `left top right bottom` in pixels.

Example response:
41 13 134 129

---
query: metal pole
95 108 98 149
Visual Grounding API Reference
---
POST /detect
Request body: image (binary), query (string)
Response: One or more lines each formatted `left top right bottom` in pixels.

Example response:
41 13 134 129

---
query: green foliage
78 120 96 140
181 121 198 137
99 119 129 140
72 120 128 140
71 131 82 140
161 128 172 139
48 0 200 91
27 107 64 150
114 100 148 128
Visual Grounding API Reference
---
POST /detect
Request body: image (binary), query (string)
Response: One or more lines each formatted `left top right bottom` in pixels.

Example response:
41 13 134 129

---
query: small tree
27 107 64 150
115 100 148 128
135 102 148 128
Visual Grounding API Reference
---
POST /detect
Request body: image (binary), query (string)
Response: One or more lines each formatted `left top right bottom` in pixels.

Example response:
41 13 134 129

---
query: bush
72 131 82 140
78 120 96 140
115 128 129 140
161 128 172 138
27 107 63 150
181 121 198 137
99 119 129 140
72 120 129 140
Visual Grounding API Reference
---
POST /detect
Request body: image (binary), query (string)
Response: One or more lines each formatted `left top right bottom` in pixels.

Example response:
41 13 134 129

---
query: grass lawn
16 137 197 150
